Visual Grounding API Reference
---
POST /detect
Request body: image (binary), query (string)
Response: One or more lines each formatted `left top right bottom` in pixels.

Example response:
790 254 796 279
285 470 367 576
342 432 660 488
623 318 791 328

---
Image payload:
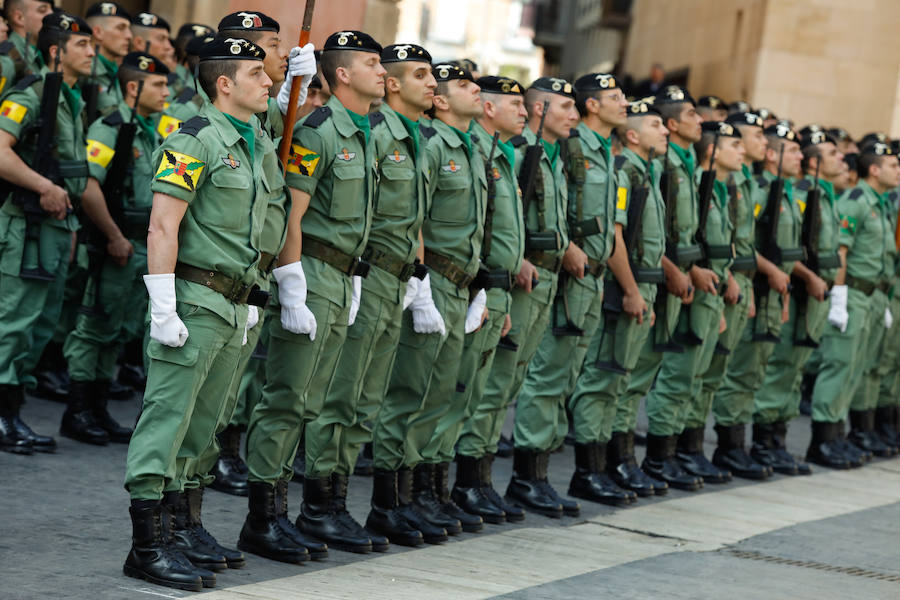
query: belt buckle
228 281 250 303
399 262 416 282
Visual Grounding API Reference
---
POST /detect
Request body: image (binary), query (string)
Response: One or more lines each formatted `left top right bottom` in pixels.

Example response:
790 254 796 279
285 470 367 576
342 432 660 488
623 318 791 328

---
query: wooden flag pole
278 0 317 169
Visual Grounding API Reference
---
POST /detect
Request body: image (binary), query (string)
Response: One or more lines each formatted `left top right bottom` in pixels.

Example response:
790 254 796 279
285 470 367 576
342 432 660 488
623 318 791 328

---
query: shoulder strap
794 178 811 191
368 111 386 128
0 41 13 55
178 116 210 137
755 175 770 188
101 111 125 127
419 124 437 139
614 154 627 170
175 87 196 104
303 106 332 129
12 73 41 91
848 188 864 200
563 136 586 222
509 134 527 148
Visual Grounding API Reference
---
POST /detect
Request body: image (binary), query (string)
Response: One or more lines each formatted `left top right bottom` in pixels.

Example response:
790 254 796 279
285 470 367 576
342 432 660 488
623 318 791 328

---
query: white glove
242 305 259 346
409 274 446 335
348 275 362 325
886 307 894 329
465 289 487 334
827 284 848 333
277 43 316 115
402 277 418 310
273 261 317 340
144 273 189 347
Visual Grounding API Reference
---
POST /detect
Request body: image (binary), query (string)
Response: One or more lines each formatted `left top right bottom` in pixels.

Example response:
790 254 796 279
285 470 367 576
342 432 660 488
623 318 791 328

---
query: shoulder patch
101 111 125 127
86 138 115 168
755 176 770 188
419 124 437 140
509 134 527 148
0 41 13 56
614 154 627 170
368 111 385 128
175 87 196 104
303 106 332 129
794 178 811 191
12 74 40 91
848 188 863 200
178 116 210 138
567 127 579 138
155 149 205 191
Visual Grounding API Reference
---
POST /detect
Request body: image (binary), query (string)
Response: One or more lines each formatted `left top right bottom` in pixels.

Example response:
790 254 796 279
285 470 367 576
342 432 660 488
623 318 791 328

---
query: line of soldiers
0 2 899 594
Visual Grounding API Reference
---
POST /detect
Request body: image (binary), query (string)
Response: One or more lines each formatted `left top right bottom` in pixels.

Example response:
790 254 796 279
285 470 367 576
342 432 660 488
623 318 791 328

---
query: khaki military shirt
731 164 758 263
89 54 124 119
753 170 803 273
838 180 894 284
793 175 842 281
568 121 616 266
663 142 701 255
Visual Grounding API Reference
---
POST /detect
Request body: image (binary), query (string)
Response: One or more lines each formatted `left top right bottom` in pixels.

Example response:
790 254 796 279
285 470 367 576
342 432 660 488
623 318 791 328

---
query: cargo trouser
877 294 900 408
229 318 271 428
849 288 890 413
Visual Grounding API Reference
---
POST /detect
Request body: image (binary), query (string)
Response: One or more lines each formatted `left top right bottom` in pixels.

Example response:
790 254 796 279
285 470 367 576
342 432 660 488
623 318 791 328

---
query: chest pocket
431 171 470 223
331 164 365 220
376 165 414 217
208 169 251 230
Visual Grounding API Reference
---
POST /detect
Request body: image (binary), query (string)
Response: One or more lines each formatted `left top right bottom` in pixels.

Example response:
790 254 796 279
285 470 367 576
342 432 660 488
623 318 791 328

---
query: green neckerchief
346 107 370 145
713 179 729 209
817 178 836 204
60 82 81 116
783 177 793 200
593 130 611 161
224 113 255 163
741 163 752 181
497 137 515 171
97 53 118 77
395 110 420 157
134 113 156 144
541 138 560 170
669 141 694 175
450 125 473 157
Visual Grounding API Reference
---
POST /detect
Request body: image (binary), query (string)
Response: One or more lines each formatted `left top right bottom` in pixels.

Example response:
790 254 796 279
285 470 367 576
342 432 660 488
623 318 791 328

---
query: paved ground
3 391 900 600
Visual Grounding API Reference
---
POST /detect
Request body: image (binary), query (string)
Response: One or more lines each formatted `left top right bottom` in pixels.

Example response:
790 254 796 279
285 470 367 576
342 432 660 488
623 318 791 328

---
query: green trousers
229 319 270 428
456 273 557 459
437 288 509 460
373 272 467 470
753 293 828 425
711 287 784 426
0 216 72 387
695 273 753 426
808 288 871 423
514 274 604 451
317 270 405 476
124 303 245 499
569 285 654 444
646 291 723 436
877 294 900 408
246 259 351 483
64 242 148 382
849 289 890 413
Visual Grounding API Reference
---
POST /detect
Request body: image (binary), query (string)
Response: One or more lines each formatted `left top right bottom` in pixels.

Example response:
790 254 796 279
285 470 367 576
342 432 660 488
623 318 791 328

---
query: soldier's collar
204 103 245 147
576 121 602 152
380 104 412 142
327 94 364 140
431 117 465 149
622 146 648 173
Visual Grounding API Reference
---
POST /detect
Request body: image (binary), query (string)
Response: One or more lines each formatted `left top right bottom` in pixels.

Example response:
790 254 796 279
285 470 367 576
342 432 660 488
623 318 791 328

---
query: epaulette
303 106 332 129
420 124 437 140
470 132 480 145
368 111 385 128
175 87 195 104
614 154 627 170
178 116 210 137
12 74 41 91
889 191 898 204
0 41 13 55
755 176 770 188
101 111 125 127
567 127 579 138
166 72 179 85
509 134 527 148
794 178 811 191
848 188 864 200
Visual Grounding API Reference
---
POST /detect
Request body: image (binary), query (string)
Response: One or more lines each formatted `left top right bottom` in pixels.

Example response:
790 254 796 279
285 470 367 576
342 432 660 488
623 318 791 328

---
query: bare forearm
81 178 123 242
147 229 178 274
0 145 52 194
609 226 639 295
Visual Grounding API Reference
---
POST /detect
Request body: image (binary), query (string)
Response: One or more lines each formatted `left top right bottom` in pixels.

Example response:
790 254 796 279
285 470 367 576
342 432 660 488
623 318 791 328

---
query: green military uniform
569 146 664 444
90 54 125 118
246 92 373 483
713 169 803 426
6 31 43 81
752 175 841 425
124 101 281 498
0 68 88 390
0 41 20 96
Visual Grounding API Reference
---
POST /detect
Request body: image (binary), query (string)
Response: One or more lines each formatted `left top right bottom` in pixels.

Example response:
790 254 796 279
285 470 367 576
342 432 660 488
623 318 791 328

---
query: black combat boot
275 479 328 559
676 427 731 483
798 371 816 416
411 462 463 534
712 425 772 480
60 380 109 445
836 419 869 465
435 461 483 532
607 431 667 496
354 442 374 476
751 422 810 475
185 488 245 568
806 421 852 469
479 453 524 522
0 385 33 455
238 481 311 563
296 476 373 553
123 500 205 591
32 341 69 401
505 449 564 518
568 442 635 506
397 467 448 543
6 385 55 452
848 409 894 458
496 434 514 458
334 473 389 551
366 469 424 546
875 405 900 449
91 380 132 442
164 491 227 572
210 425 249 496
641 434 703 491
292 437 306 483
451 455 506 524
536 451 581 516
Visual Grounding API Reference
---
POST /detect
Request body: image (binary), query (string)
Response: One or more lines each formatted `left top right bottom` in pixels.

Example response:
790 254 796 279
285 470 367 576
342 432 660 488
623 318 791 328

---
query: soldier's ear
432 93 449 113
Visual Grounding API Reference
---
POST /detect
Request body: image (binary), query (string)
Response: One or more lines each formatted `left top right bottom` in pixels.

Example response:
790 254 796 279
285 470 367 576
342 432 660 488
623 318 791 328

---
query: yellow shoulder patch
157 114 182 139
0 77 7 97
154 149 205 191
616 186 628 211
797 198 806 214
754 203 761 217
86 139 115 169
286 144 321 176
0 100 27 124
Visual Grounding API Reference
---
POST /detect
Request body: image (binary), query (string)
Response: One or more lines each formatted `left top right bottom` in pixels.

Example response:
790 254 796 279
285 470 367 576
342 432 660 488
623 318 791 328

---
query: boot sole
568 488 631 507
504 495 562 519
1 445 34 455
237 539 310 563
224 557 246 569
59 430 109 446
123 565 203 592
208 484 249 497
189 559 227 572
461 521 484 533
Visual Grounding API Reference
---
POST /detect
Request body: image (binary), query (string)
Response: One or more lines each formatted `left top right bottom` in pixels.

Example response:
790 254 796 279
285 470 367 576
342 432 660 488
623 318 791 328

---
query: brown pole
278 0 317 169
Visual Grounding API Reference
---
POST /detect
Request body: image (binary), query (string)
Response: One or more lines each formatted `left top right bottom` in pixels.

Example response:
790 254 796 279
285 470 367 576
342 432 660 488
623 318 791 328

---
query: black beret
178 23 215 39
528 77 574 98
626 99 661 117
827 127 850 142
697 95 725 109
756 107 776 120
476 75 524 95
121 51 170 75
381 44 431 64
185 35 215 57
433 63 474 83
218 11 279 33
454 58 478 73
701 120 741 138
798 123 824 140
860 132 889 147
800 130 837 148
132 12 170 31
725 112 763 128
573 72 618 92
198 36 266 62
323 30 381 54
309 74 322 90
42 12 90 35
764 123 798 142
728 100 752 114
654 85 694 106
891 140 900 155
85 2 130 20
859 142 893 157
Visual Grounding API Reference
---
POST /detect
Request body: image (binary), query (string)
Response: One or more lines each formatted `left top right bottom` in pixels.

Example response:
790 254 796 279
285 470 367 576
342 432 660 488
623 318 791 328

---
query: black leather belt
174 262 268 306
362 245 426 282
845 275 880 296
423 249 474 289
302 236 370 277
258 252 277 275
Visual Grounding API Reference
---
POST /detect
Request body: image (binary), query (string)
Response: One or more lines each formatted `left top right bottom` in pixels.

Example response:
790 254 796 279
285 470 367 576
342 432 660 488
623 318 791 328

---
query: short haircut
575 90 597 117
37 27 72 65
658 101 687 128
198 59 239 102
523 88 552 119
858 152 888 179
801 144 822 173
320 49 353 90
116 64 151 94
764 134 787 159
694 129 720 163
4 0 26 19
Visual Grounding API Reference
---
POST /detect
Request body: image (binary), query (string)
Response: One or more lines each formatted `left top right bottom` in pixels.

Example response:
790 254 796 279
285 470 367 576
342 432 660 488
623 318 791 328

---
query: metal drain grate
725 549 900 583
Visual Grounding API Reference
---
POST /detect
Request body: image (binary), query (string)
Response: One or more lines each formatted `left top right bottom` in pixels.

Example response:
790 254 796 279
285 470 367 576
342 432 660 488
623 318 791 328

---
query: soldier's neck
435 111 471 133
98 46 121 65
628 144 649 161
581 114 612 139
715 167 730 182
865 176 887 195
333 87 373 117
476 118 512 143
386 96 421 122
529 120 557 144
213 98 253 123
669 132 691 150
